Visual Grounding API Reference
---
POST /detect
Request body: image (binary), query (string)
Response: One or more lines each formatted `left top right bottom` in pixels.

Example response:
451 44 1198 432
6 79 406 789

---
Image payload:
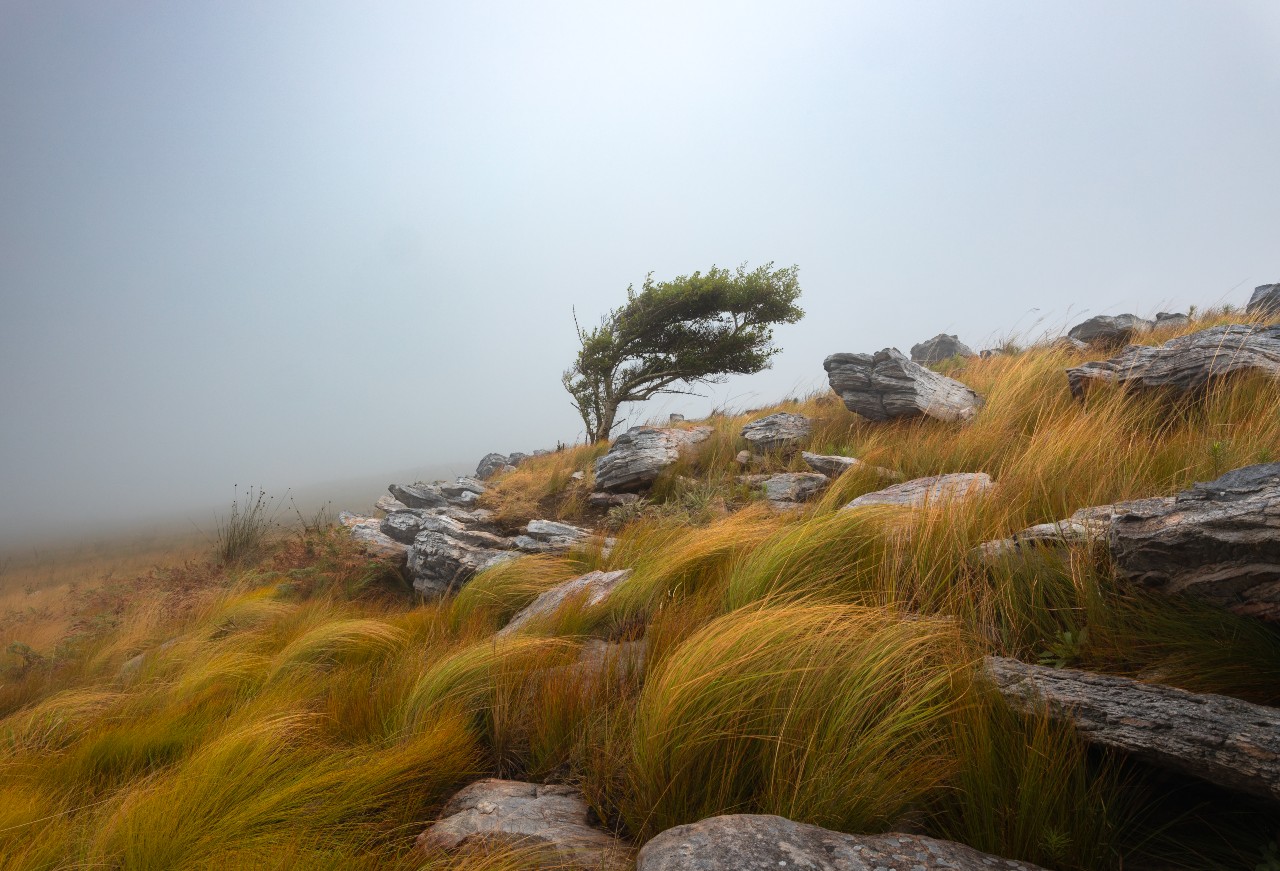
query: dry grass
1 311 1278 869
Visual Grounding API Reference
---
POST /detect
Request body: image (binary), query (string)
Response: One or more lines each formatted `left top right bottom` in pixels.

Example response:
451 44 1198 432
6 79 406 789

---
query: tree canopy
563 262 803 443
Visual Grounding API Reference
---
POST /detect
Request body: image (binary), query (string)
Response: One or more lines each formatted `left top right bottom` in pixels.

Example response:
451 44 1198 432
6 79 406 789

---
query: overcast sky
1 1 1278 544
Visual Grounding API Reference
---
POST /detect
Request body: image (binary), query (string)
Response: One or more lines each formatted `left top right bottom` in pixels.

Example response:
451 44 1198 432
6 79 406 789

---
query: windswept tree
563 262 803 443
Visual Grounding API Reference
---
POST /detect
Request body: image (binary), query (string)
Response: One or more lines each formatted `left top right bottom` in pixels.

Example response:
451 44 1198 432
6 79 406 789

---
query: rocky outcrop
338 512 408 561
911 333 976 364
1247 283 1280 318
986 657 1280 801
1065 324 1280 399
594 426 713 492
408 528 516 599
740 412 811 455
498 569 633 636
441 477 487 498
802 451 898 480
418 779 628 869
844 472 994 510
1067 314 1153 347
1155 311 1190 329
1107 463 1280 621
824 349 983 423
637 815 1047 871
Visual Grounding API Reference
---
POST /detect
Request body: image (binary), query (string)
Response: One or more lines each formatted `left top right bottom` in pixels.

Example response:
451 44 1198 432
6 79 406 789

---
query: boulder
339 512 409 561
1247 283 1280 318
476 453 510 481
498 569 633 636
986 657 1280 802
1067 324 1280 399
734 450 751 467
418 779 628 870
844 472 994 510
636 814 1047 871
389 482 447 510
802 451 898 480
407 530 516 599
740 472 829 507
380 511 425 544
593 426 713 493
910 333 976 364
1107 462 1280 621
824 349 984 423
740 412 811 455
1155 311 1190 329
1066 313 1153 347
668 413 686 423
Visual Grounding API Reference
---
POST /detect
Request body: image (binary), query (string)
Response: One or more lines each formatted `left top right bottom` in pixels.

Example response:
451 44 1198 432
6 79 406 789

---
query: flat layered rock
637 814 1046 871
844 472 994 510
498 569 633 636
418 779 628 870
824 349 983 423
740 412 811 455
588 491 641 508
374 493 408 514
389 482 448 510
441 477 487 498
739 472 829 508
1066 324 1280 399
1108 462 1280 621
911 333 975 364
339 512 409 561
975 506 1112 560
1247 283 1280 318
986 657 1280 801
408 530 516 599
594 426 712 492
802 451 898 480
1067 313 1153 347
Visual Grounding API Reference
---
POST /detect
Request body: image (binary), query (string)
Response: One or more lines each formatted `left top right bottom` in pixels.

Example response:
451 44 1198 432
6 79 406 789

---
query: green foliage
563 262 803 441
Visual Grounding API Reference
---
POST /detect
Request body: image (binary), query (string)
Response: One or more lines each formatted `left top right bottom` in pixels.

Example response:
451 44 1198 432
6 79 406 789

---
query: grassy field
1 311 1278 870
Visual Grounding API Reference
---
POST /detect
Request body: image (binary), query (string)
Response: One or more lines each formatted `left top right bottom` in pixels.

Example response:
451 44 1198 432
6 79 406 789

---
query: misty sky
2 1 1278 544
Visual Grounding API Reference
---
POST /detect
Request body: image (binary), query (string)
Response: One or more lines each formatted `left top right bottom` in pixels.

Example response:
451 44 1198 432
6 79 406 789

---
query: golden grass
2 313 1278 869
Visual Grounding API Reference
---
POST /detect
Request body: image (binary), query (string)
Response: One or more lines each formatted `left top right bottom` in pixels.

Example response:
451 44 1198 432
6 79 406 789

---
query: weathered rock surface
802 451 898 480
593 426 713 492
911 333 976 364
1067 313 1153 347
389 482 447 510
374 493 408 514
1107 462 1280 621
418 779 628 869
668 412 686 423
1155 311 1190 329
475 453 510 480
1247 283 1280 318
975 505 1112 560
824 349 984 423
379 510 425 544
513 519 598 554
740 472 829 507
408 530 516 599
844 472 994 510
588 491 641 508
1052 336 1090 352
986 657 1280 801
441 477 487 498
740 412 811 455
636 814 1047 871
1065 324 1280 399
339 512 409 560
498 569 633 636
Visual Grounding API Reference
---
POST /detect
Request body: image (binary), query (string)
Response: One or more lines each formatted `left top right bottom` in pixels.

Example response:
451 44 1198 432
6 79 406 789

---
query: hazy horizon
2 1 1278 547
